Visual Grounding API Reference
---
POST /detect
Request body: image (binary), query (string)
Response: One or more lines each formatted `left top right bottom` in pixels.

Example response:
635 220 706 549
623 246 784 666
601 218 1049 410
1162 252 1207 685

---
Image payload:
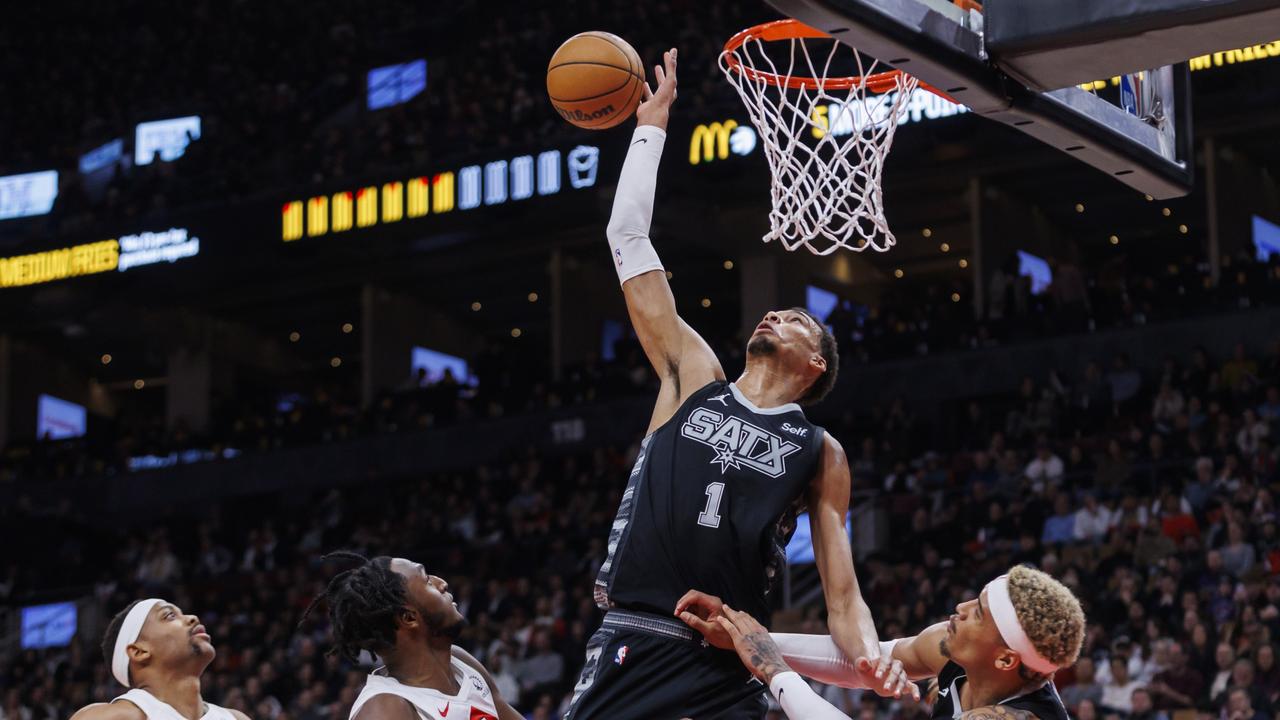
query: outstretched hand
636 48 678 131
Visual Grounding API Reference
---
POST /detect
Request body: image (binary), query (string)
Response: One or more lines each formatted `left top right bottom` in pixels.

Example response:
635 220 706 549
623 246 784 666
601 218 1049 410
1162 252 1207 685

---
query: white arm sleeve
770 672 852 720
605 125 666 284
772 634 902 689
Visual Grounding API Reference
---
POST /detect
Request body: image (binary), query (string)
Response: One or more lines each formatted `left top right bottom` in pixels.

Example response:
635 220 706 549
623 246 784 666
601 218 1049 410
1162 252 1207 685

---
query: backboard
757 0 1276 198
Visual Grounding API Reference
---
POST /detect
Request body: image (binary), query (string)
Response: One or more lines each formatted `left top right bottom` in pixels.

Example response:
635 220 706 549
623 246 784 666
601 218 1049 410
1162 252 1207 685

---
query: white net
720 25 920 255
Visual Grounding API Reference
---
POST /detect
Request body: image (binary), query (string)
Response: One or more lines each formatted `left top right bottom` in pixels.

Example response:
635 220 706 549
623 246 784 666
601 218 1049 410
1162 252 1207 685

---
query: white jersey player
71 598 250 720
301 551 520 720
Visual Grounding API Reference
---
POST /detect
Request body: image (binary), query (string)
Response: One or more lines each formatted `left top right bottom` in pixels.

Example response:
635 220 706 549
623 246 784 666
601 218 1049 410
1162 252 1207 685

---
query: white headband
112 599 162 687
984 576 1059 675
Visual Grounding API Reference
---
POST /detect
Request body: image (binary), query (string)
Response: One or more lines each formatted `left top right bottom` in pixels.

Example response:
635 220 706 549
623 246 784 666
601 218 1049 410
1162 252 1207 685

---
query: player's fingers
675 590 720 618
884 660 903 695
642 81 654 101
654 64 667 87
674 590 698 616
876 652 893 679
715 615 744 643
679 611 716 635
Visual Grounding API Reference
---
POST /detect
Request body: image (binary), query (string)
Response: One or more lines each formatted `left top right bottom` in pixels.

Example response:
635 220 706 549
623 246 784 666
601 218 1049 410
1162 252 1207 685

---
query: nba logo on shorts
614 645 629 666
615 248 623 266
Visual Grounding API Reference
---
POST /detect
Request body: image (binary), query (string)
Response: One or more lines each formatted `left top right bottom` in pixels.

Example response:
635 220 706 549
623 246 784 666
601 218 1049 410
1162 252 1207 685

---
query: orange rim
723 19 953 100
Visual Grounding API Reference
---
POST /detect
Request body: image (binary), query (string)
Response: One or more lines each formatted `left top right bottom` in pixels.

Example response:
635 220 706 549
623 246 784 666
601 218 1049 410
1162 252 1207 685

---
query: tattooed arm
957 706 1039 720
714 605 852 720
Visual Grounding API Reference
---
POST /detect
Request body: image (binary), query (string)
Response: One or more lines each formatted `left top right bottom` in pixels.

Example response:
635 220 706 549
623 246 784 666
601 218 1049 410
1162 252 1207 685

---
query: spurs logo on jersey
680 408 801 478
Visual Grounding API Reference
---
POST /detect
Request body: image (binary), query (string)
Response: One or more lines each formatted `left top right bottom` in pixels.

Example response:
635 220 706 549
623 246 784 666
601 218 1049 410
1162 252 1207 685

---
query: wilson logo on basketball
556 105 615 122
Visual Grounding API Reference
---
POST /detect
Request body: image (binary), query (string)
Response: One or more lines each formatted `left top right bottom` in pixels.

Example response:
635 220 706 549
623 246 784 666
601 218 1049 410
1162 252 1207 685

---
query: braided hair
300 551 408 663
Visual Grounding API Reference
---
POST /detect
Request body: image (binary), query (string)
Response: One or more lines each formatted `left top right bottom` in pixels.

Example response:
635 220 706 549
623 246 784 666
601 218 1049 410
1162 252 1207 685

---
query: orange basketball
547 32 645 130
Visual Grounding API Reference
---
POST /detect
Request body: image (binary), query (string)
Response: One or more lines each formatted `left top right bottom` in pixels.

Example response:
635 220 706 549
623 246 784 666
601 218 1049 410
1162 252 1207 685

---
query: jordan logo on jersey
680 408 801 478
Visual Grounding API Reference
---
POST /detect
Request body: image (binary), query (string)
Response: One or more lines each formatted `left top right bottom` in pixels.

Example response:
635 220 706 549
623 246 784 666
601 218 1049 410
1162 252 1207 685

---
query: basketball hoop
721 20 953 255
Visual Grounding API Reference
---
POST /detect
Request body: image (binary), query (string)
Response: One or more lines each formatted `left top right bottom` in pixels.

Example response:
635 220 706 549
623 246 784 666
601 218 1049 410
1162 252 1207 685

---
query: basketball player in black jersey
566 48 886 720
681 565 1083 720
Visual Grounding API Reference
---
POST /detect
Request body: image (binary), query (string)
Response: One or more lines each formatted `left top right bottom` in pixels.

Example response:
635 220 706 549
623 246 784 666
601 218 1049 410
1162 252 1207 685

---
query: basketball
547 31 645 130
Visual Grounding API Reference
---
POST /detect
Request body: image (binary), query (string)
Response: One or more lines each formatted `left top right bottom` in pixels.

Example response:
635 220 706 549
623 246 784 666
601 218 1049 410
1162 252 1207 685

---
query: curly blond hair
1006 565 1085 669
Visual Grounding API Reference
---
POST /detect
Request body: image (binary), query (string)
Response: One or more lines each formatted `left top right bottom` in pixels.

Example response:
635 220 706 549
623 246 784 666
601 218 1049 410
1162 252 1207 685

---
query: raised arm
451 646 523 720
607 48 723 433
808 434 882 684
678 588 942 690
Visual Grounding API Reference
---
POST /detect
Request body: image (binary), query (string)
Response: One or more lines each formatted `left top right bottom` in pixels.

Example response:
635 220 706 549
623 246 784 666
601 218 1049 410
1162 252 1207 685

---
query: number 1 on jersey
698 481 725 528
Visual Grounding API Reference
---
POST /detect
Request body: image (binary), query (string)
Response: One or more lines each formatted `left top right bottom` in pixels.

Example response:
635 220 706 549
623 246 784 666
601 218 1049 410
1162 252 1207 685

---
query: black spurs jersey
931 662 1069 720
594 380 826 622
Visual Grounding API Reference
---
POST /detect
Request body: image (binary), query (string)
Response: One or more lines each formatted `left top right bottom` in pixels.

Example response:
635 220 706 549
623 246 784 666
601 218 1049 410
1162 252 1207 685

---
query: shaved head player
565 47 888 720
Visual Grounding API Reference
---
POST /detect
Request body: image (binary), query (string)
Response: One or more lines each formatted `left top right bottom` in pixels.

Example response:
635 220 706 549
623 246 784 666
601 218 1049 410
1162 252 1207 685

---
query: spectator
487 650 521 709
1042 492 1077 545
515 629 563 699
1102 656 1144 715
1026 438 1065 489
1257 386 1280 423
1236 408 1270 455
1075 493 1112 544
1062 657 1105 712
1222 687 1266 720
1148 640 1204 710
1129 687 1166 720
1108 354 1143 414
1220 523 1257 578
1151 381 1186 427
1185 457 1217 513
0 690 31 720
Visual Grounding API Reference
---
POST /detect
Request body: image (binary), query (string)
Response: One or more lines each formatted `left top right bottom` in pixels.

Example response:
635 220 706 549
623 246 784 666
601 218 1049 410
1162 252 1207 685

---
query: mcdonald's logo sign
689 120 756 165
